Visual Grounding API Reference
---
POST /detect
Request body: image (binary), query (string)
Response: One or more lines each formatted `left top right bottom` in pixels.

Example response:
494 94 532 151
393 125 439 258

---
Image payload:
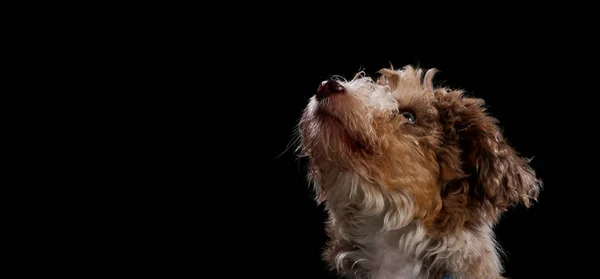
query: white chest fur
370 238 420 279
336 223 429 279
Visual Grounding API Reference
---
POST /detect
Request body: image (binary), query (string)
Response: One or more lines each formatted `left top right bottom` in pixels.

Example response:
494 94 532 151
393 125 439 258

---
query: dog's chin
316 108 345 130
313 93 349 123
314 106 373 156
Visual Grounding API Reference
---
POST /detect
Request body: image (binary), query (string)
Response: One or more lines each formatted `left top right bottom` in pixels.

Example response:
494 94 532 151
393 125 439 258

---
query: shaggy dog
298 66 541 279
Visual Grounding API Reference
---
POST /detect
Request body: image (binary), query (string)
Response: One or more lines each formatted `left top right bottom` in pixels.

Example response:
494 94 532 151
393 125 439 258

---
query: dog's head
299 66 540 234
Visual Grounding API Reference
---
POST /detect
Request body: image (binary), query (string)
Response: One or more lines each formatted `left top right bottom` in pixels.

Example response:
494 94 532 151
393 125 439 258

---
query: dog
298 65 541 279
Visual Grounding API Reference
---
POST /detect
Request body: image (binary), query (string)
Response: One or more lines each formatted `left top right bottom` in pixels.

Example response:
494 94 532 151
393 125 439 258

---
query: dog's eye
400 112 415 124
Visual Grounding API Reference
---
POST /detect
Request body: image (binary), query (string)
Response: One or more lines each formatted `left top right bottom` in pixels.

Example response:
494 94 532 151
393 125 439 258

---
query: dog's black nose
316 80 345 100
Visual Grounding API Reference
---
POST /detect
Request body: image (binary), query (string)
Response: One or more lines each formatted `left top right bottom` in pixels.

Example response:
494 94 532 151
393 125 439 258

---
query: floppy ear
436 90 541 211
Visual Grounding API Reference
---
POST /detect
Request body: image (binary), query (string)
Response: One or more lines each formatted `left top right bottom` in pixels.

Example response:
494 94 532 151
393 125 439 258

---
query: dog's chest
365 234 421 279
372 247 417 279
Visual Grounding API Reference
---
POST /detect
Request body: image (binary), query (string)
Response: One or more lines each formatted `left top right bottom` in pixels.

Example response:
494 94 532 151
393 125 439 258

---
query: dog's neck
330 213 501 279
320 172 502 278
333 215 431 279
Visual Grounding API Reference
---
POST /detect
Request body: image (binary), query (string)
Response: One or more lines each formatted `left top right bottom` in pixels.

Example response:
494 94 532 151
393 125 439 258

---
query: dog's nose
316 80 345 100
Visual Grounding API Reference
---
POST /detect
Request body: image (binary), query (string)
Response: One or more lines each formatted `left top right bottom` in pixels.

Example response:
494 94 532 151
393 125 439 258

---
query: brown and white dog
298 66 541 279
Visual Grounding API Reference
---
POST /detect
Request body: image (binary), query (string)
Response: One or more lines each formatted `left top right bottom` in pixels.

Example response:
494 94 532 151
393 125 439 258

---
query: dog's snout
316 80 345 100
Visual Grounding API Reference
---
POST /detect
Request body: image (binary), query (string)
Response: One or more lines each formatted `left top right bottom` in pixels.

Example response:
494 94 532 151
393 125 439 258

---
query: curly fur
298 66 541 279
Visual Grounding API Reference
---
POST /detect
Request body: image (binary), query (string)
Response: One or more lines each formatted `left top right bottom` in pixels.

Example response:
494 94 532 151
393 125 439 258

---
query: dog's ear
435 91 541 211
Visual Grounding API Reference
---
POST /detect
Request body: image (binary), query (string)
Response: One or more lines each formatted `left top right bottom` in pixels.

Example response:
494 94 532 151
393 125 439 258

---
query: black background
26 4 600 278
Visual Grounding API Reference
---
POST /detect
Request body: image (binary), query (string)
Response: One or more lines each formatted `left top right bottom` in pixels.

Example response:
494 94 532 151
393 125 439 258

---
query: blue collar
442 275 452 279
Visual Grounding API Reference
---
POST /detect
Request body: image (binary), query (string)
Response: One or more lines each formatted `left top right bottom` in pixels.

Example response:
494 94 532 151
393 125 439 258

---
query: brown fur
299 66 541 278
431 90 540 235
